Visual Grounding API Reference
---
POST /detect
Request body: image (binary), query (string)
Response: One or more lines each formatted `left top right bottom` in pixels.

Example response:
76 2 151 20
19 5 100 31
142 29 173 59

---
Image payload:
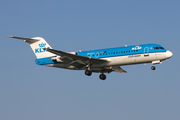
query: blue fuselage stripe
77 44 166 59
35 44 167 65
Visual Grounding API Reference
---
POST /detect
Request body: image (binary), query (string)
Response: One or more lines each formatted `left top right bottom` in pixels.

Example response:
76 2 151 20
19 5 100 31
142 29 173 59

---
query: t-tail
8 36 55 58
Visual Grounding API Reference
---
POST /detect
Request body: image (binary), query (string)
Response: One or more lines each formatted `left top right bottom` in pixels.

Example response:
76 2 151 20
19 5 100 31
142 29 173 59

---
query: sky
0 0 180 120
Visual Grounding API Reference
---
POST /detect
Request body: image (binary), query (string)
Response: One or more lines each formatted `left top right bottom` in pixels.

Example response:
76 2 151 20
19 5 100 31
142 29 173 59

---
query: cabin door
144 47 149 57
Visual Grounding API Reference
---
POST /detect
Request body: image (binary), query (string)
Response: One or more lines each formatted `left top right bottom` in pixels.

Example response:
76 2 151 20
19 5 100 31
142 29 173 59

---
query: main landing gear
99 74 106 80
151 66 156 70
85 70 107 80
85 70 92 76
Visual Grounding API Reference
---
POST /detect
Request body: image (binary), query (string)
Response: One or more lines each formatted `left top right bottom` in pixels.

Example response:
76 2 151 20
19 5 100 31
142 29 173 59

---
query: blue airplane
9 36 173 80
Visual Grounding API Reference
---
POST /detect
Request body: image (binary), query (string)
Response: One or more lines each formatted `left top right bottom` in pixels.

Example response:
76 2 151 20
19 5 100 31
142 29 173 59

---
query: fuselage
9 36 173 80
35 44 173 70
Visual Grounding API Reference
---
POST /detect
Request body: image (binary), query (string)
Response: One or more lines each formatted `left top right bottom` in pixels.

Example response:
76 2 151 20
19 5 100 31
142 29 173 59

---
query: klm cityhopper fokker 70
9 36 173 80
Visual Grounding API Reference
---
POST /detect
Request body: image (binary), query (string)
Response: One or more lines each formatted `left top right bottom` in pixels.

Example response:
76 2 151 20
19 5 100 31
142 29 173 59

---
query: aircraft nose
166 50 173 58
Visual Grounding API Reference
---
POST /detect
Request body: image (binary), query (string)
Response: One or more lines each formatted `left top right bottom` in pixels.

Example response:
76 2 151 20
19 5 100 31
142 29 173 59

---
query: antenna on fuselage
125 45 127 47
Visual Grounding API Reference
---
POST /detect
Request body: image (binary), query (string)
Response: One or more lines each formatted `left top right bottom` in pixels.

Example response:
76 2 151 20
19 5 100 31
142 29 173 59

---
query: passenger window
113 52 115 54
116 52 118 54
131 50 133 52
136 50 138 52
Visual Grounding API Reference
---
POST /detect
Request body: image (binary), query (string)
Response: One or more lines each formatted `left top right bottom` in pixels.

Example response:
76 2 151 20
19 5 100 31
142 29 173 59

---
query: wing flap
112 66 127 73
70 60 86 68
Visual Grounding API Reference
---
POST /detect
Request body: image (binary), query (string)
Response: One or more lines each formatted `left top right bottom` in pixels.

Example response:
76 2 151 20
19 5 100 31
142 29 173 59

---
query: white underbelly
105 52 166 66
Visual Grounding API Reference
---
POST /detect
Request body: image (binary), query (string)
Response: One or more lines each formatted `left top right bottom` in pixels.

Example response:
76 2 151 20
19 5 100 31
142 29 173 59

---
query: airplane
9 36 173 80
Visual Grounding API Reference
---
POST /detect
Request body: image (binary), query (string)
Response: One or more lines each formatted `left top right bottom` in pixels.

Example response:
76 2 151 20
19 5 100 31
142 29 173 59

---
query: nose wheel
99 74 106 80
151 66 156 70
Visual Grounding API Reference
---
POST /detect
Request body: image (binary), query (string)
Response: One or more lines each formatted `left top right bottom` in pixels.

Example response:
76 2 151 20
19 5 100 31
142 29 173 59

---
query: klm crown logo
39 42 46 47
35 42 50 53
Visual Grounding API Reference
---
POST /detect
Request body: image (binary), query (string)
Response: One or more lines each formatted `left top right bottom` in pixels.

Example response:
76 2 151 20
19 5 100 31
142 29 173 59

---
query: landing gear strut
151 66 156 70
85 70 92 76
99 74 106 80
85 69 107 80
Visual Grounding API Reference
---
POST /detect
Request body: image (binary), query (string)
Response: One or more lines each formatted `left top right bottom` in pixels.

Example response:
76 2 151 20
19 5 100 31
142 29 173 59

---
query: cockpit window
159 47 164 49
153 47 165 50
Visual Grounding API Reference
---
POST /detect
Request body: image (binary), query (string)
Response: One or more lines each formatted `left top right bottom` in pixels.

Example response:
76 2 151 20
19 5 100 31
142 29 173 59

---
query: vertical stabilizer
8 36 55 58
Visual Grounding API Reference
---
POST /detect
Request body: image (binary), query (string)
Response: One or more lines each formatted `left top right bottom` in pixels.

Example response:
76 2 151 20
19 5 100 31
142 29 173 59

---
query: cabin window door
144 47 149 57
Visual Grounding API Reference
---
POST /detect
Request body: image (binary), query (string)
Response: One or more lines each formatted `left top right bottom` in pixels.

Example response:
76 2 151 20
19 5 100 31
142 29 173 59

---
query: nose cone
166 50 173 59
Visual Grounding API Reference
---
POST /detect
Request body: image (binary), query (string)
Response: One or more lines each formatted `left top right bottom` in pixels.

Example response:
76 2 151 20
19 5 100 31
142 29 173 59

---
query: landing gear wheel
85 70 92 76
151 66 156 70
99 74 106 80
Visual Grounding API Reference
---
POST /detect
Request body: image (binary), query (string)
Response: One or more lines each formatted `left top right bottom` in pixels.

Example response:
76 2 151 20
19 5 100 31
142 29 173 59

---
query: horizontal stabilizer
8 36 40 43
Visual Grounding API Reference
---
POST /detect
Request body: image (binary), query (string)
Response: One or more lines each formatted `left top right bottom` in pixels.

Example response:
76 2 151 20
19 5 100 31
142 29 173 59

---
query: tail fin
8 36 55 58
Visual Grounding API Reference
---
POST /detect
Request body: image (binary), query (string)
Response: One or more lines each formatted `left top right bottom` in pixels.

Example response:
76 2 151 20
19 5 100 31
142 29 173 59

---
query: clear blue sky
1 0 180 120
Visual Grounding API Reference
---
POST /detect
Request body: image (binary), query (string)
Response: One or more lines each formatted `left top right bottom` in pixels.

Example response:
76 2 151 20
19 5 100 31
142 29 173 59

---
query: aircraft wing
44 48 108 66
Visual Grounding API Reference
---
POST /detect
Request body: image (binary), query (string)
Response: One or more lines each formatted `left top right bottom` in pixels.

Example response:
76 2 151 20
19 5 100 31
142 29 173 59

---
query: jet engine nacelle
68 52 78 55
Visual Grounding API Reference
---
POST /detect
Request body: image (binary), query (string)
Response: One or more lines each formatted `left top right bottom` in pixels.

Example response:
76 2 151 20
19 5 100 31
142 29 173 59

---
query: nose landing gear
151 66 156 70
